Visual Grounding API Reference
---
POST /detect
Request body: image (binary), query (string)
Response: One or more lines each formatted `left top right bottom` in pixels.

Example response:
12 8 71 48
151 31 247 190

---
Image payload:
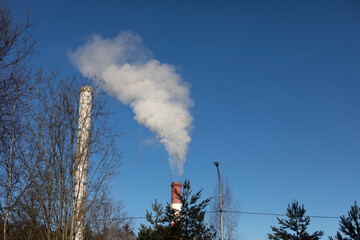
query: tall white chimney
71 86 93 240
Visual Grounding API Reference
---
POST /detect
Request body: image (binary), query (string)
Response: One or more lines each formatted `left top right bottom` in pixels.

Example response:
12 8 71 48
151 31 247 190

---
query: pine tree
138 199 171 240
329 201 360 240
137 180 214 240
268 200 324 240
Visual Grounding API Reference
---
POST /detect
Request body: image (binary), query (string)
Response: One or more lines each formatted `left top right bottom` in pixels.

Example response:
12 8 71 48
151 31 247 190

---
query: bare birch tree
20 71 122 240
0 2 37 240
210 178 241 240
85 195 135 240
0 3 125 240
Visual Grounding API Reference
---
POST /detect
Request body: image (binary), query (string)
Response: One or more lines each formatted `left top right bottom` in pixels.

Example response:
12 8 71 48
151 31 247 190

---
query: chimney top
80 86 93 94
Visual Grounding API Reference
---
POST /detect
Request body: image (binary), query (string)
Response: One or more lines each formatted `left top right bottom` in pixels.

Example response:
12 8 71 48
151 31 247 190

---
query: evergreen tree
138 199 171 240
329 201 360 240
268 200 324 240
137 180 214 240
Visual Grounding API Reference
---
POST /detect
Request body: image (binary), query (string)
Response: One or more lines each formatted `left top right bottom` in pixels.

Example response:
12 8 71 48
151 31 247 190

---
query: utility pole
214 161 224 240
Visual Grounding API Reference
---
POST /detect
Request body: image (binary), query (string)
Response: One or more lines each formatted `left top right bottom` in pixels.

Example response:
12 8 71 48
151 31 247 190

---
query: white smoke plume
69 31 193 176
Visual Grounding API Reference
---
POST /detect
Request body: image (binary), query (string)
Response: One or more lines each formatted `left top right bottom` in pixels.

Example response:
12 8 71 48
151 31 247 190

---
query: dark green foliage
268 200 324 240
329 201 360 240
138 199 172 240
137 180 214 240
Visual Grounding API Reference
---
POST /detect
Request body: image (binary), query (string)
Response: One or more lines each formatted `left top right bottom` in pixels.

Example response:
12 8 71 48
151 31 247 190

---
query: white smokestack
71 86 93 240
69 32 193 176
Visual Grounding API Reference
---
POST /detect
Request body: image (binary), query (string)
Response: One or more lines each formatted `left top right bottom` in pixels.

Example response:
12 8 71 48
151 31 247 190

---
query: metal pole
214 162 224 240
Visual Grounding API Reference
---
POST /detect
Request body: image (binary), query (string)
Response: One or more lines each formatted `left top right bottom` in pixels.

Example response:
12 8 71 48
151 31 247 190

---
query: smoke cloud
69 32 193 176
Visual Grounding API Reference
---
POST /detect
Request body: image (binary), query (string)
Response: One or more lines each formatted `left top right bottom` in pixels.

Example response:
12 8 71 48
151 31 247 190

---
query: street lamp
214 161 224 240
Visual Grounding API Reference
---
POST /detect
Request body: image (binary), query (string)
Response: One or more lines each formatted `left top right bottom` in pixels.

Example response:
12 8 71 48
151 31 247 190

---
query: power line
220 210 340 219
89 216 147 222
206 210 285 217
88 210 340 222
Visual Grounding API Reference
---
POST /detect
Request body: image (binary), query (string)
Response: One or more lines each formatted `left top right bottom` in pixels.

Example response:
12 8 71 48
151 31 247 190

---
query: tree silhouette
268 200 324 240
329 201 360 240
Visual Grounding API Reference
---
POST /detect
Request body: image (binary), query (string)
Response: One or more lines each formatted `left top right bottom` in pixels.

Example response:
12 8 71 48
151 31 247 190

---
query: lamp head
214 161 219 167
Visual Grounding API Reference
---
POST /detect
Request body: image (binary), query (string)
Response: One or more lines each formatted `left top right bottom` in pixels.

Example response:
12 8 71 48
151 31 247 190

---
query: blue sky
12 0 360 239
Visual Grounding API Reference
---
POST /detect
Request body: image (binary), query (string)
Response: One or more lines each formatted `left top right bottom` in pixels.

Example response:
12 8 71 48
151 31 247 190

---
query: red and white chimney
171 182 182 212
